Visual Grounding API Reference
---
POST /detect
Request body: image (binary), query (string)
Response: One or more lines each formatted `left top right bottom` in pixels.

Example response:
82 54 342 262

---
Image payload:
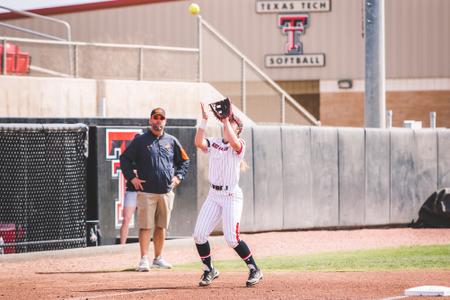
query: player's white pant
193 186 243 248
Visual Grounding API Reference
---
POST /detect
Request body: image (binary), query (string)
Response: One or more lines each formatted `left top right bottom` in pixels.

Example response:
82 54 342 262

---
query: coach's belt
211 184 229 191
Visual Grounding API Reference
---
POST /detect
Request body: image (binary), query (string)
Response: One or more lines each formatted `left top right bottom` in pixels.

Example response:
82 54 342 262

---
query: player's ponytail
240 160 249 172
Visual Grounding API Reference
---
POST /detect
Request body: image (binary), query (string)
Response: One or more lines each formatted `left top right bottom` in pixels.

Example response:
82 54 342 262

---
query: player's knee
193 231 207 245
224 234 239 248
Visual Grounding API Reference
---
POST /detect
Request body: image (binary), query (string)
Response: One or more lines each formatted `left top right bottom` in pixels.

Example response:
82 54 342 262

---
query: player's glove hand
209 98 232 120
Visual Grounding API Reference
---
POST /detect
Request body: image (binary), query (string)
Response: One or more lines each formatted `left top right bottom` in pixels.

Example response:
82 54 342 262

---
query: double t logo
278 14 309 55
105 129 142 228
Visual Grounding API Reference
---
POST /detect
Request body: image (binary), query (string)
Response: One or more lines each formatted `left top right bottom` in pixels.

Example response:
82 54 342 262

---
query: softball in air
188 3 200 15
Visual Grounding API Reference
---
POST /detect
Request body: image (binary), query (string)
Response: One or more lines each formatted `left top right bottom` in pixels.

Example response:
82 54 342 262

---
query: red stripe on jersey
200 254 211 259
235 222 240 242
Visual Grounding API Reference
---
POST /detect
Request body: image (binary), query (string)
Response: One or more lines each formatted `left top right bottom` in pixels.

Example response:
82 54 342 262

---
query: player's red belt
211 184 229 191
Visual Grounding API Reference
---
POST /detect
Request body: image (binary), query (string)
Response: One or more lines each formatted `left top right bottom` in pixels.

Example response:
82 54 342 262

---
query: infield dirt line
378 295 408 300
71 288 167 300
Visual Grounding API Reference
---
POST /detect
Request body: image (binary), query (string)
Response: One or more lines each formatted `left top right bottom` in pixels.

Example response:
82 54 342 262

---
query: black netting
0 124 88 254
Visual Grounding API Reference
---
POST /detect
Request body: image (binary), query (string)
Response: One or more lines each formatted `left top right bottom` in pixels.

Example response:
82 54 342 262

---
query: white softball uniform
194 137 245 248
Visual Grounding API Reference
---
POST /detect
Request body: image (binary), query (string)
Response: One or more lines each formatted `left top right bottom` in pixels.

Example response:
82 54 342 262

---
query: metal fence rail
197 16 320 126
1 13 319 125
0 5 74 73
0 36 199 79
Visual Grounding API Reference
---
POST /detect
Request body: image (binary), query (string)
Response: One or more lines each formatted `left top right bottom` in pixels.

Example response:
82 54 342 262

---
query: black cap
151 107 166 118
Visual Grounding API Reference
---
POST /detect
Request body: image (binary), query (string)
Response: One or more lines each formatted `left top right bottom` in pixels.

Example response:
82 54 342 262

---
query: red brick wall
320 91 450 128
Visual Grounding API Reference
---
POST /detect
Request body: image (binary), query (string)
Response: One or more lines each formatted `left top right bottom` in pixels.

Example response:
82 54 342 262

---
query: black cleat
199 268 220 287
246 268 263 287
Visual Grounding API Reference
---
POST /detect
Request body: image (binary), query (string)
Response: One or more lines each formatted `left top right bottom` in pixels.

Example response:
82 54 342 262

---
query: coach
120 107 190 271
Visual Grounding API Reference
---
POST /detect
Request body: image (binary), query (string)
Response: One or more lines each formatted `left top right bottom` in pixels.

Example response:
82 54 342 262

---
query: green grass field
175 244 450 272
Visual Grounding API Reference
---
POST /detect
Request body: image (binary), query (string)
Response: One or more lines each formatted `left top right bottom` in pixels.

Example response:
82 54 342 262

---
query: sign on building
258 0 330 68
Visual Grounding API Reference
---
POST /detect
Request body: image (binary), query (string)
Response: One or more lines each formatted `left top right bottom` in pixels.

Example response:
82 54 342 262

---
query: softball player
193 102 263 287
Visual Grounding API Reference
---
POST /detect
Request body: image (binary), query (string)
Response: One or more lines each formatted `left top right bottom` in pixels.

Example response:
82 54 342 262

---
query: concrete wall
4 119 445 243
281 126 313 229
252 126 284 231
192 125 445 236
438 129 450 189
0 76 97 117
74 122 450 243
338 128 365 226
310 126 339 227
98 80 223 119
0 76 255 126
5 76 450 128
237 126 445 232
0 76 310 126
365 129 390 225
389 129 438 223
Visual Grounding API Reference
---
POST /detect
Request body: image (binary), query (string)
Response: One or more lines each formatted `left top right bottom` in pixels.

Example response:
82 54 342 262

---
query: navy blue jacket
120 130 190 194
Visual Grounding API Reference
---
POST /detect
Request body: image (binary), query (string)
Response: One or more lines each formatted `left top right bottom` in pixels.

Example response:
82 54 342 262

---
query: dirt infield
1 228 449 299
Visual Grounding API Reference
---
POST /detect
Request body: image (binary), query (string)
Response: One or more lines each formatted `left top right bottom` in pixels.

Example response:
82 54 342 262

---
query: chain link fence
0 124 88 254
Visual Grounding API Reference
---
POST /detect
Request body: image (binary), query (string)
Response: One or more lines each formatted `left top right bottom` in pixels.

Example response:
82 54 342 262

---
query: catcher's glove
209 98 232 120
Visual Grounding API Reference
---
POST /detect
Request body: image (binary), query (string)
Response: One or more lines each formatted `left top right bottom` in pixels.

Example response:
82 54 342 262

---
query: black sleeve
173 138 190 180
120 137 138 181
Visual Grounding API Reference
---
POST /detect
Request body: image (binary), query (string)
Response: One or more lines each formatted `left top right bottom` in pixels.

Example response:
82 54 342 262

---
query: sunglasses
152 115 166 121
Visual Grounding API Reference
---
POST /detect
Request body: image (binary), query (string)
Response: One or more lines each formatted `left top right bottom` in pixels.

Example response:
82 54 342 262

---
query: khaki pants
136 191 175 229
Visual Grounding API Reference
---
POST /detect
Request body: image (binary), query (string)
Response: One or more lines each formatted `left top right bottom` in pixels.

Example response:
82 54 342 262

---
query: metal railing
0 9 319 125
197 16 320 126
0 5 74 73
0 36 199 78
